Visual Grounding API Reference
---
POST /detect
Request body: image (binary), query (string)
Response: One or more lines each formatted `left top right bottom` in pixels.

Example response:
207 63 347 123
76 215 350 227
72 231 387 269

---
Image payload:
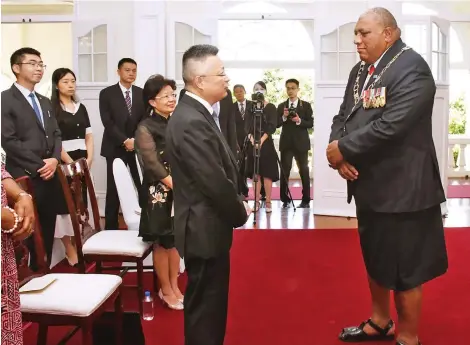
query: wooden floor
116 178 470 230
238 198 470 229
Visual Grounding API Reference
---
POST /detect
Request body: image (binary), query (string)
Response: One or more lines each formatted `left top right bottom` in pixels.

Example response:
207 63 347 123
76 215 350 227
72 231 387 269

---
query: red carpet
247 185 470 200
24 228 470 345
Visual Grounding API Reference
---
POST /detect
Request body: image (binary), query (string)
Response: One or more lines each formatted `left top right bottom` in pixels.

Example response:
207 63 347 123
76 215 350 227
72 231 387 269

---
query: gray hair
182 44 219 84
364 7 398 29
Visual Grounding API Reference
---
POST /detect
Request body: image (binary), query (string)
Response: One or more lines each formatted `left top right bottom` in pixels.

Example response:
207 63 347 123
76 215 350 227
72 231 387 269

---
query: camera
287 108 296 119
251 91 264 103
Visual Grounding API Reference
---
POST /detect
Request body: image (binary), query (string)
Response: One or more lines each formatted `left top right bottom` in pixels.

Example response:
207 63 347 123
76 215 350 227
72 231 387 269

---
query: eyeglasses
19 62 47 69
155 93 177 100
200 73 227 78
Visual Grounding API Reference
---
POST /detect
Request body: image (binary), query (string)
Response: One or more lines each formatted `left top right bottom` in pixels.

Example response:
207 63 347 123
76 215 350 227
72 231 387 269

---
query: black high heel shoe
339 318 395 342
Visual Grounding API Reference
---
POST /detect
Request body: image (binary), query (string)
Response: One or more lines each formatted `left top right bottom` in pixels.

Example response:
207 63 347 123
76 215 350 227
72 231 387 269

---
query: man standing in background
2 47 62 266
99 58 144 229
277 78 313 208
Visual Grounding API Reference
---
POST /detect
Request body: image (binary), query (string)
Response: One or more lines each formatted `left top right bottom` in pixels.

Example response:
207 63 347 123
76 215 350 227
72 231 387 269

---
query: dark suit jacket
180 88 238 156
99 83 145 158
330 39 446 213
233 100 253 152
218 89 238 156
276 99 313 152
166 94 248 259
1 84 62 178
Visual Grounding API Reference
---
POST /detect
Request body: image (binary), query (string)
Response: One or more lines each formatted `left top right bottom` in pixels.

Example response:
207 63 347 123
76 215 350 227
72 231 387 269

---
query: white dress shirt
362 47 391 92
119 82 132 103
14 82 45 125
284 98 301 125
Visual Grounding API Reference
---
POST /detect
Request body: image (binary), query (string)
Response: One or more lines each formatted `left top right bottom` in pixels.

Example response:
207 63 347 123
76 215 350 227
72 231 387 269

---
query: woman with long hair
51 68 94 266
135 74 183 310
245 81 280 212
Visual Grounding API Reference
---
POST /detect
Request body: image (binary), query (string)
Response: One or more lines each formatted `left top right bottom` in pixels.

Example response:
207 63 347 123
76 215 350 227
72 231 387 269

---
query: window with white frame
175 22 211 81
320 22 358 80
77 24 108 82
431 22 447 81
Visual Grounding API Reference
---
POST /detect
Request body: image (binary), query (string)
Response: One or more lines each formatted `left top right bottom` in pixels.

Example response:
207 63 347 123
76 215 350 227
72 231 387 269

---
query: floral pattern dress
1 162 23 345
135 112 174 249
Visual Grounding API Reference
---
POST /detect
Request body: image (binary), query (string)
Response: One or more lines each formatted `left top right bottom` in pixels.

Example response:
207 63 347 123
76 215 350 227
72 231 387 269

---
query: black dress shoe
282 201 290 208
339 318 395 342
396 341 421 345
297 201 310 208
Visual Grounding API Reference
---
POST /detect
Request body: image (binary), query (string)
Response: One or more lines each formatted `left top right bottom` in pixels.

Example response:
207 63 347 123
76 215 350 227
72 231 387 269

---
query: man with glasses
277 78 313 208
166 44 251 345
1 47 62 267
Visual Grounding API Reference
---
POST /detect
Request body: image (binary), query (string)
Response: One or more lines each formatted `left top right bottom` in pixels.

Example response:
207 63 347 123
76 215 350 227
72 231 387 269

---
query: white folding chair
112 158 141 230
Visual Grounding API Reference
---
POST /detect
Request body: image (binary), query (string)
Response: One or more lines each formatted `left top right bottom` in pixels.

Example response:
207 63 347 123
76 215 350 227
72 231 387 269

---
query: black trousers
105 152 141 229
28 175 59 269
280 148 310 203
184 253 230 345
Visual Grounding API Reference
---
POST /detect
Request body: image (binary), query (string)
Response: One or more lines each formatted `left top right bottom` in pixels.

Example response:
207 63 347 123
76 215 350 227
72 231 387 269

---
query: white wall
1 22 73 95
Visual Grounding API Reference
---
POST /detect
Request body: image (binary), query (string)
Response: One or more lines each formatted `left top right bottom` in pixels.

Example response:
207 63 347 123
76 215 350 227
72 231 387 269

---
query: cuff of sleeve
337 138 351 163
85 127 93 134
296 119 301 125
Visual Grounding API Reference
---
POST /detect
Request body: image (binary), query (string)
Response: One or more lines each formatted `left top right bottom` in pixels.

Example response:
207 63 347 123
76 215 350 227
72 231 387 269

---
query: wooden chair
56 158 156 314
13 176 124 345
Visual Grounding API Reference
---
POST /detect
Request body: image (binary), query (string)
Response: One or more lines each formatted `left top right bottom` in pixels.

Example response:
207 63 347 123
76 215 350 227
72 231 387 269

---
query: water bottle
142 290 154 320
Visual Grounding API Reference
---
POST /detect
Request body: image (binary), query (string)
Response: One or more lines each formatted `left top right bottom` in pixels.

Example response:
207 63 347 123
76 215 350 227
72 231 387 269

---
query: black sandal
339 318 395 342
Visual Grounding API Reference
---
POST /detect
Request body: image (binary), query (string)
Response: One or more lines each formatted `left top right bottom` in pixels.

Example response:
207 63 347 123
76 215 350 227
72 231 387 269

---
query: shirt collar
119 82 132 94
14 82 35 98
372 46 391 69
185 91 214 115
289 98 298 107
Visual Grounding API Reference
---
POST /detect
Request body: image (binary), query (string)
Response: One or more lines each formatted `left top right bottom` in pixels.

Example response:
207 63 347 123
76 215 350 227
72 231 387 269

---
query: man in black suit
277 79 313 208
217 88 238 157
327 8 447 345
166 44 250 345
1 47 62 265
233 84 251 197
99 58 144 229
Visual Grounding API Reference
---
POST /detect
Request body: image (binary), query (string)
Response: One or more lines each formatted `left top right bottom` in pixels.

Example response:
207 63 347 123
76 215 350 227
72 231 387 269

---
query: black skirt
138 182 175 249
356 204 448 291
244 137 280 182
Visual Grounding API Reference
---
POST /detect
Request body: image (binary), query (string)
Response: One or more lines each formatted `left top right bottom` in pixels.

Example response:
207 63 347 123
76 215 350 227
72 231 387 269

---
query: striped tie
125 90 132 115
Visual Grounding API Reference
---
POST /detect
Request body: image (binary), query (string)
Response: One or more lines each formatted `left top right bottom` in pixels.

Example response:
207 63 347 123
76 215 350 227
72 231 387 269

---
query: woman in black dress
51 68 94 266
135 74 183 310
245 81 279 213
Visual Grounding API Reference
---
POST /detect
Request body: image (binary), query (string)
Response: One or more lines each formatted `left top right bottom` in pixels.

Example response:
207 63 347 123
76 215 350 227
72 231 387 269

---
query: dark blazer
233 100 253 152
218 89 238 156
99 83 145 158
180 88 238 156
330 39 446 213
1 84 61 178
277 99 313 152
166 94 248 259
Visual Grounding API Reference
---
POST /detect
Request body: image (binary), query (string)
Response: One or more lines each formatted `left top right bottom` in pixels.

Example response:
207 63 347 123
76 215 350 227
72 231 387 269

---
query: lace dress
135 113 174 249
1 161 23 345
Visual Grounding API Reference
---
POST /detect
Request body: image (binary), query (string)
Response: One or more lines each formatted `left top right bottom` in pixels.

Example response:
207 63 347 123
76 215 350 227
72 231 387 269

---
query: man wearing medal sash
326 8 447 345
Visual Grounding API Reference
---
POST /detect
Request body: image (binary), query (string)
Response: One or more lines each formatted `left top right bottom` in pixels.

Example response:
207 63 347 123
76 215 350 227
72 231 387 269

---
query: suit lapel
131 85 139 117
182 95 239 170
345 39 406 122
11 85 45 132
114 83 130 117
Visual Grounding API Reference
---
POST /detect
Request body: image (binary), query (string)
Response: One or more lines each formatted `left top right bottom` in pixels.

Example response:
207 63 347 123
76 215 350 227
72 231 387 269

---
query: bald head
362 7 398 31
354 7 401 64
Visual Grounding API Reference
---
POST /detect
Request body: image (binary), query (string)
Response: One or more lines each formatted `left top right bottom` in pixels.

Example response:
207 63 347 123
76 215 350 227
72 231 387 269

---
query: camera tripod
239 97 296 225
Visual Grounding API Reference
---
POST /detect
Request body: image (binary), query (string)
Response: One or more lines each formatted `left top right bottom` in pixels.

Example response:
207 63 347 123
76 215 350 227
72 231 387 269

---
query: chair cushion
82 230 151 257
20 273 122 317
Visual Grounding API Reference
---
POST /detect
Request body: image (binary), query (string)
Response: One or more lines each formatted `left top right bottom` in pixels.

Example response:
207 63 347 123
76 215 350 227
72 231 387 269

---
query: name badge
362 87 386 109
